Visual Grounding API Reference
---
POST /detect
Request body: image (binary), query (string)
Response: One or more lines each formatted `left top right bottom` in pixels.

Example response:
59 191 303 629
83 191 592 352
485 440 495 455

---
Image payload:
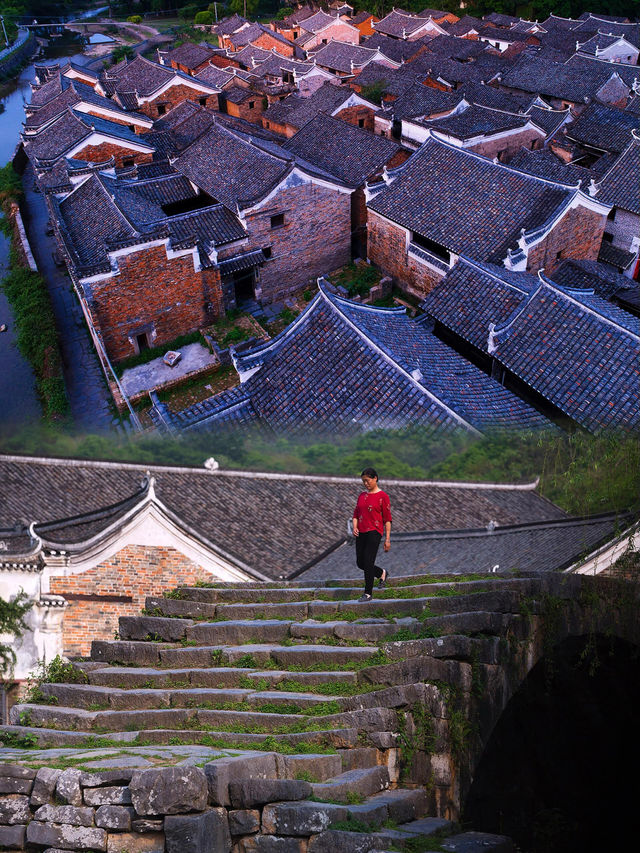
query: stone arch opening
463 633 640 852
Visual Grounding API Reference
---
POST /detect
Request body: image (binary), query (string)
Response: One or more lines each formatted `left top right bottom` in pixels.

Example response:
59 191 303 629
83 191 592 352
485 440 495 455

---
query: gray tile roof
421 258 640 433
566 102 639 154
299 11 339 34
526 104 570 137
361 32 426 64
442 15 483 37
311 41 387 74
0 454 566 579
562 53 639 89
299 511 629 580
173 118 292 210
508 147 590 185
175 284 550 434
368 136 576 264
577 32 637 56
553 259 640 313
499 53 632 103
375 10 437 39
212 14 249 36
352 61 424 98
596 139 640 215
164 43 219 69
282 112 402 186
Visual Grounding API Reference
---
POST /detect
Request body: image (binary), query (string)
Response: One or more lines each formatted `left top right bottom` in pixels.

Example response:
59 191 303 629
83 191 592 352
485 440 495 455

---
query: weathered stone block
0 777 32 795
118 615 193 642
30 767 62 807
0 795 31 825
84 786 132 807
229 779 312 809
130 767 208 816
79 770 136 787
165 808 231 853
33 804 94 826
56 769 83 806
95 805 134 830
205 752 278 807
0 823 26 848
228 809 260 836
239 837 307 853
26 821 107 851
106 831 165 852
0 765 35 779
262 802 348 836
275 754 342 783
131 818 164 833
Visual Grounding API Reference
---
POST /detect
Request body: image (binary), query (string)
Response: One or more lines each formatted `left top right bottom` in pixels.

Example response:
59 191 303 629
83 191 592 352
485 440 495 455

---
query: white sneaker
358 594 372 603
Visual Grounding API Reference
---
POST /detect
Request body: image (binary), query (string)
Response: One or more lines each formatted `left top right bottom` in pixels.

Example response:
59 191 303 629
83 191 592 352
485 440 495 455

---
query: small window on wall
157 104 166 116
249 101 255 109
122 156 135 168
358 118 365 128
199 97 207 106
136 333 150 353
263 246 272 259
270 213 285 229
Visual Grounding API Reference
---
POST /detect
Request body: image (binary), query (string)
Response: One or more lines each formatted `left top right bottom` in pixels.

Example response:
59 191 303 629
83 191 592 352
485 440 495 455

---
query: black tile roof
566 102 639 154
282 112 402 186
526 104 570 137
263 81 353 130
424 102 529 140
577 32 638 56
483 12 521 28
596 139 640 215
508 147 590 185
368 136 576 263
173 118 292 210
598 240 636 271
499 53 632 103
562 53 639 89
311 41 389 74
122 173 198 207
212 14 249 36
362 32 426 64
575 18 640 48
299 10 340 34
164 43 218 69
458 82 532 114
553 259 640 309
421 258 640 433
176 284 549 434
0 454 565 579
300 512 629 580
442 15 483 37
387 83 462 120
375 10 439 39
353 61 424 98
423 33 489 61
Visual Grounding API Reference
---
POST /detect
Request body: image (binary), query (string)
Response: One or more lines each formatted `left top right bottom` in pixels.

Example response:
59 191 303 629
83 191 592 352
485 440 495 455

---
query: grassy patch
115 330 203 375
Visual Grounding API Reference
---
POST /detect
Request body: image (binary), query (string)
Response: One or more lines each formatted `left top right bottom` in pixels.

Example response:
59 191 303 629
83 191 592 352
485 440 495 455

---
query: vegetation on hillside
0 426 637 518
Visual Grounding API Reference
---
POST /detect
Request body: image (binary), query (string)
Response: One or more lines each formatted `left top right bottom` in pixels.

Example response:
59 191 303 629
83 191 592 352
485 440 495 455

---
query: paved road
21 165 122 433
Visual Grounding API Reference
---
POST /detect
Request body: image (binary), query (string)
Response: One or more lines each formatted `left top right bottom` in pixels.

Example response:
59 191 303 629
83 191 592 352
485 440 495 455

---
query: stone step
186 619 293 645
246 691 347 711
242 670 359 688
311 765 390 803
38 683 258 711
145 595 219 620
117 615 193 642
441 831 514 852
216 602 311 620
175 587 320 603
88 666 255 689
307 819 453 852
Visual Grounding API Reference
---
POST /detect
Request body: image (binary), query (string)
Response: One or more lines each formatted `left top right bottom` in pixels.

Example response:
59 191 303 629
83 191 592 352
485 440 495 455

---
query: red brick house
262 81 378 137
97 56 221 119
366 134 610 297
159 43 222 76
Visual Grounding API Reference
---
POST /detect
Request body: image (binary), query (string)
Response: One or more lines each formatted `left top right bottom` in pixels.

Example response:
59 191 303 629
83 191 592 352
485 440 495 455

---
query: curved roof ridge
457 256 533 295
34 479 150 535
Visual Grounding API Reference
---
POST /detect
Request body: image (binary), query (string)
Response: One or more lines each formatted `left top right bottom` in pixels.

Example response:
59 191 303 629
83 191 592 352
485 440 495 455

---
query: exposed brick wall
243 181 352 302
49 545 211 656
261 117 297 137
90 244 224 362
334 104 376 132
526 204 607 274
607 208 640 253
138 84 219 118
467 127 544 162
225 96 266 124
302 22 360 50
75 141 153 169
253 31 295 57
367 210 445 297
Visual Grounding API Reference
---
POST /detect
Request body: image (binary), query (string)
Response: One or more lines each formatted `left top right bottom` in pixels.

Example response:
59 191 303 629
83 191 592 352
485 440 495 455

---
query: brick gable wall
225 96 266 124
74 141 153 169
138 84 219 118
526 204 606 274
89 244 224 362
253 31 295 57
243 180 352 302
49 545 211 656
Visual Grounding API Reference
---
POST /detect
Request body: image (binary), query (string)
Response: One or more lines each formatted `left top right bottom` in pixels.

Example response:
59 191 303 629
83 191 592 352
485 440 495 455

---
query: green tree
228 0 259 18
194 10 213 24
0 591 32 678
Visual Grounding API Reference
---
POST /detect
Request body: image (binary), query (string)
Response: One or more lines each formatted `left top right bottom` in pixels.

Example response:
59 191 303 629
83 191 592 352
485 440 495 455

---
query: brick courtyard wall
138 85 219 118
243 181 352 301
261 117 297 137
49 545 211 656
367 210 445 297
75 141 153 168
90 245 224 362
526 205 607 274
225 96 266 124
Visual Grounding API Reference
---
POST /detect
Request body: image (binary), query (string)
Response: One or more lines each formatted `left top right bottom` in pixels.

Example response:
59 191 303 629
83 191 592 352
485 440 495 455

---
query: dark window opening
322 38 328 44
607 208 616 221
199 97 207 106
263 246 272 259
602 232 613 243
249 100 255 109
411 232 450 263
233 269 254 303
161 191 216 216
358 118 365 127
136 333 150 353
157 104 166 116
122 156 135 168
555 250 563 260
270 213 285 229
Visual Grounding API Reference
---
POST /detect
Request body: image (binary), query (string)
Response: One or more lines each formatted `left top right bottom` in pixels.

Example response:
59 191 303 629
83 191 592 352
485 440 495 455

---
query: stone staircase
1 573 529 852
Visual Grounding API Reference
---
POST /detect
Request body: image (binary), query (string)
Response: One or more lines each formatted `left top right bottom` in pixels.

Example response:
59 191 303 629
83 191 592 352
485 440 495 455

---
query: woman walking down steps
352 468 392 602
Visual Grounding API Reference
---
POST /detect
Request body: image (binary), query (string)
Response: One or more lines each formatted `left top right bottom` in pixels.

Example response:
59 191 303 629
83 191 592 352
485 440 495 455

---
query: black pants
356 531 383 595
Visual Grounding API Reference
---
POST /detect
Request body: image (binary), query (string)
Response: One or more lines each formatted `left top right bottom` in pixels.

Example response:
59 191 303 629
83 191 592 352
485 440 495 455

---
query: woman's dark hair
361 468 378 479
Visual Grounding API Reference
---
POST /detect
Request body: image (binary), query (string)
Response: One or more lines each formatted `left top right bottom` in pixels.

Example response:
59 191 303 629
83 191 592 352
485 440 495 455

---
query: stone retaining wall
0 755 322 853
0 29 36 79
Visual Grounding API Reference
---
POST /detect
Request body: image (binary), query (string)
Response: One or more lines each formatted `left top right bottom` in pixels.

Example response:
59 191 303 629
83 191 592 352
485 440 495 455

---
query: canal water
0 15 107 427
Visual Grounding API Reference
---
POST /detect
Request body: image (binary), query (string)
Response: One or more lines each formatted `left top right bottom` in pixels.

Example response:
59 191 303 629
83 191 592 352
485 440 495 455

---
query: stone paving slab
120 343 218 397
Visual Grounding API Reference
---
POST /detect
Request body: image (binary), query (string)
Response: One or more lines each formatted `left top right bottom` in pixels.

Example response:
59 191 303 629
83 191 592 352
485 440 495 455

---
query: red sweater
353 490 392 535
